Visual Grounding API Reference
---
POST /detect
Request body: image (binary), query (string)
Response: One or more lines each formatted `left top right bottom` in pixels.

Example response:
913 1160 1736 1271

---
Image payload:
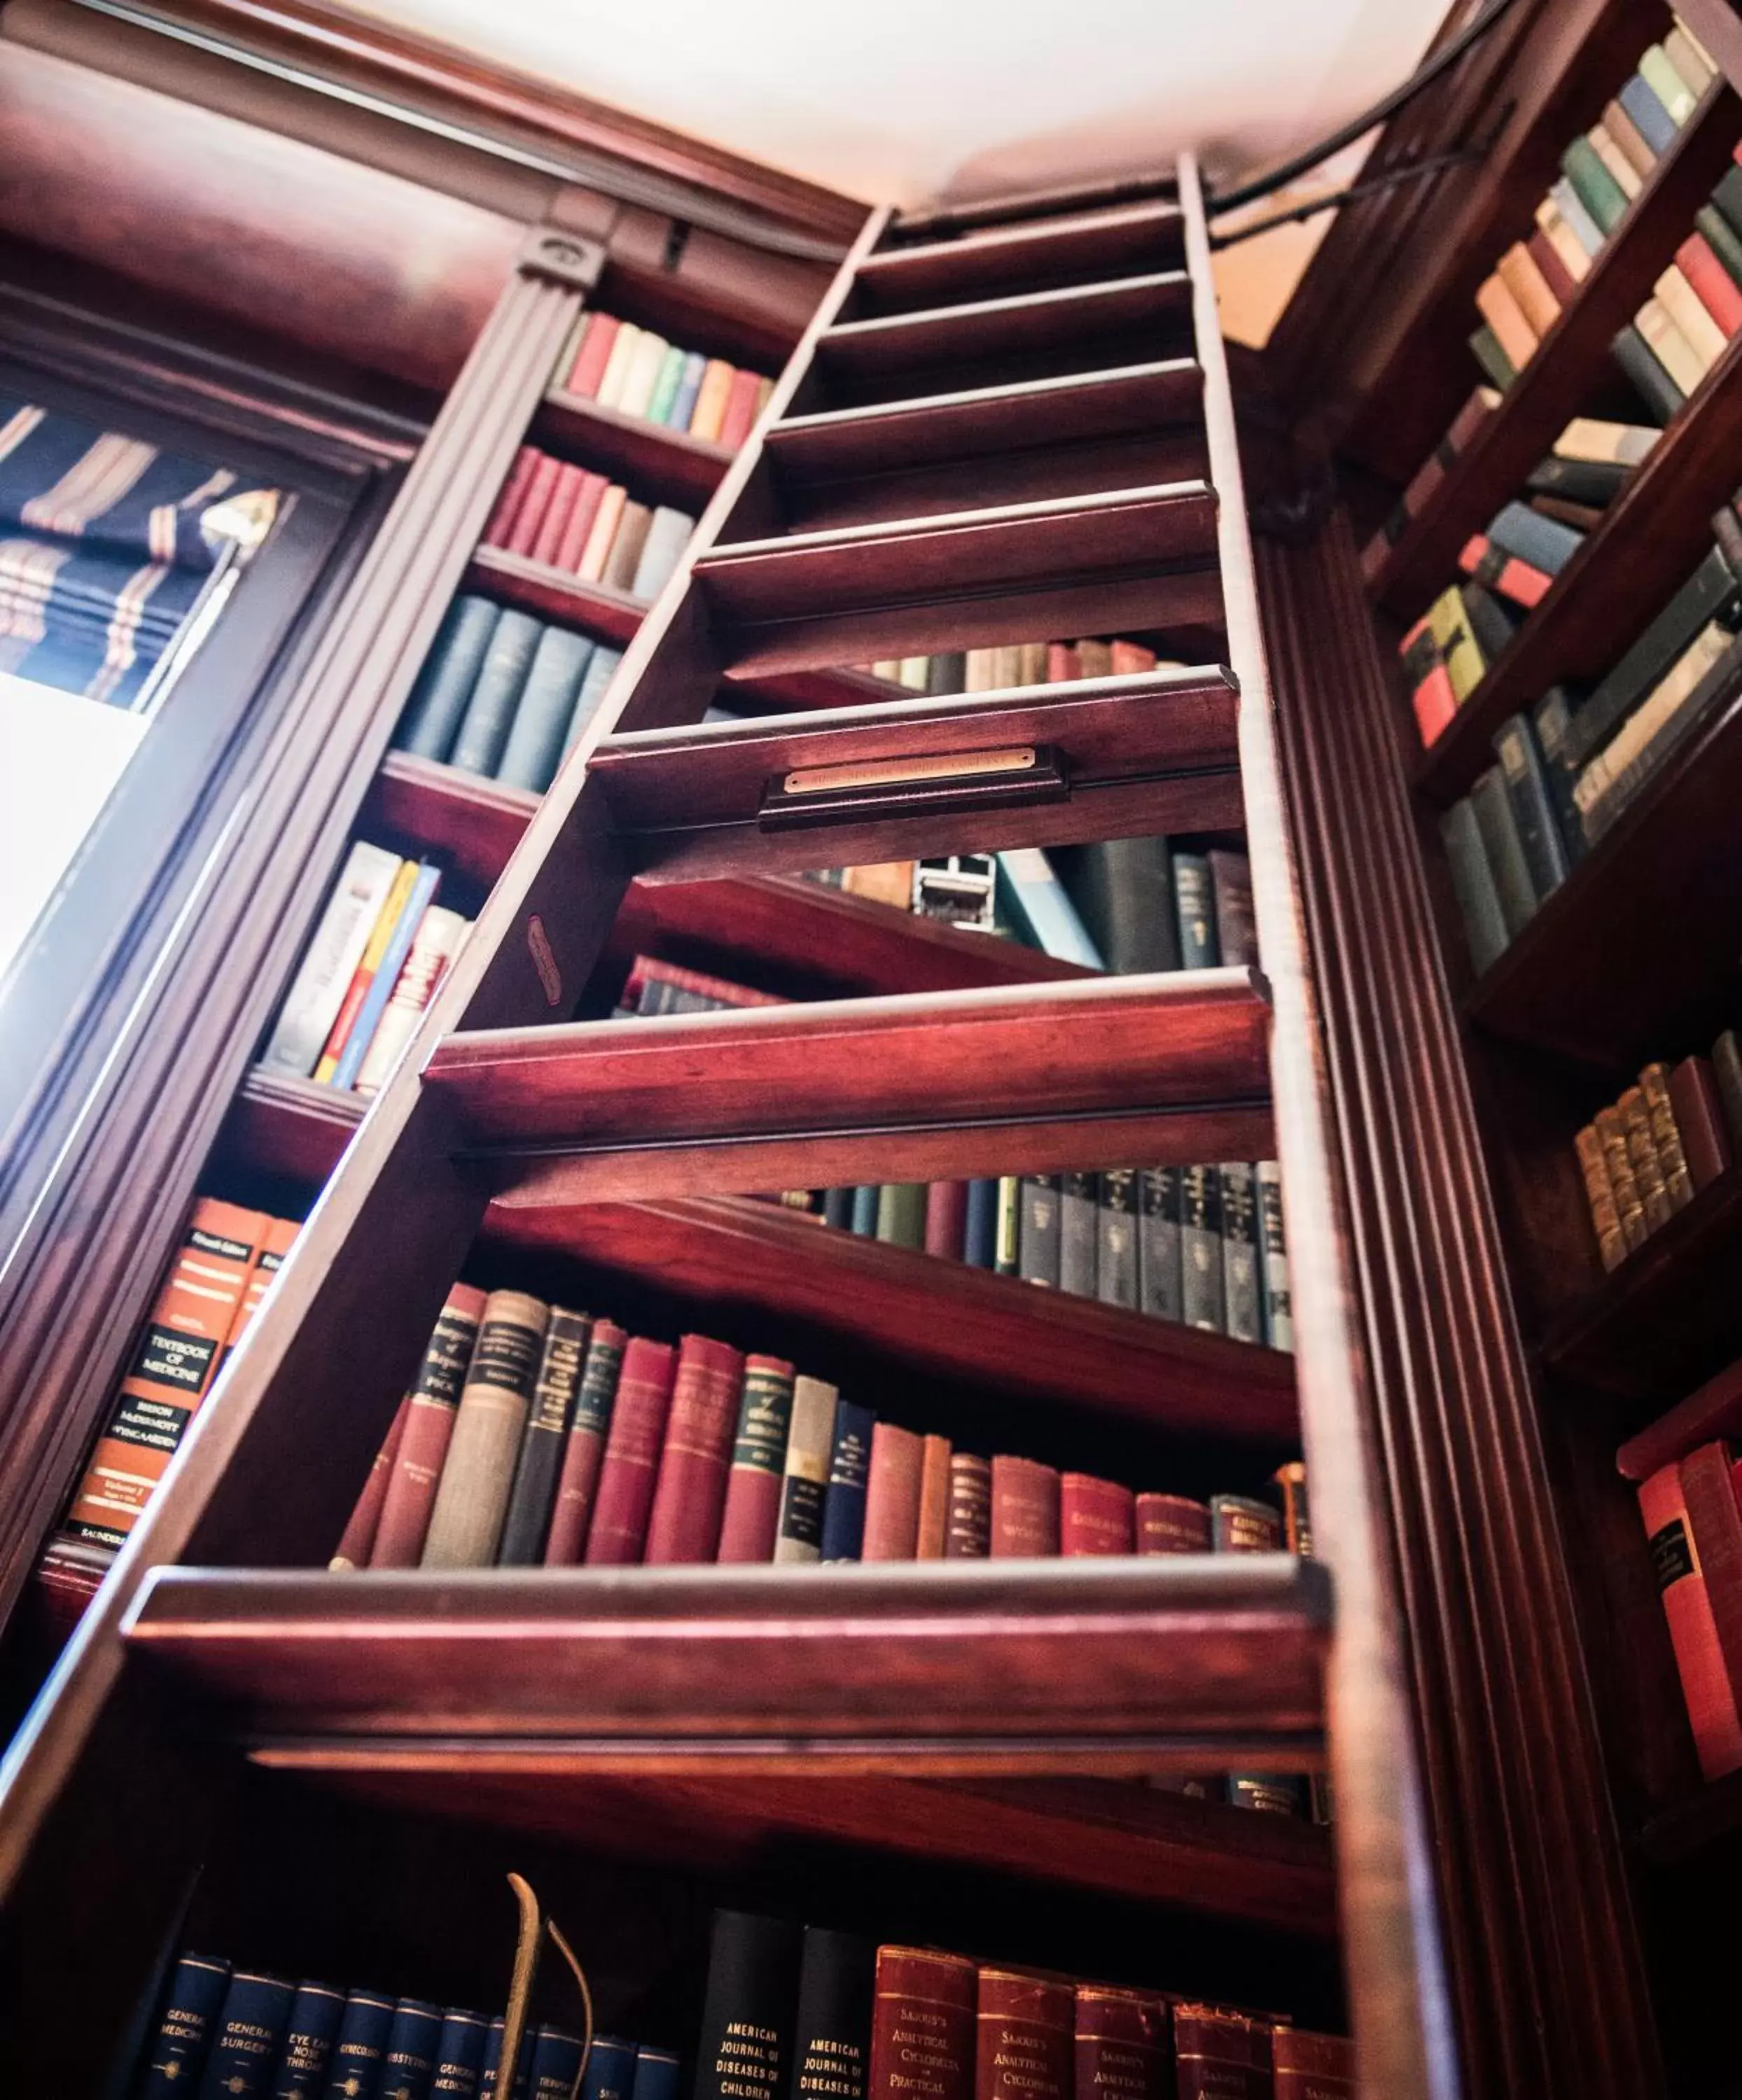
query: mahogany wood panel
1638 1763 1742 1861
536 386 733 511
466 542 646 646
220 1069 365 1190
263 1766 1335 1934
1368 76 1740 615
850 203 1187 315
720 664 912 715
483 1195 1299 1443
123 1558 1330 1756
363 750 540 891
1412 324 1742 802
1465 685 1742 1070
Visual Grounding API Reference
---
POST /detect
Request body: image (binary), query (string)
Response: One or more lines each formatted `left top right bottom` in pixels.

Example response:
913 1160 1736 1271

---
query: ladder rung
854 200 1187 314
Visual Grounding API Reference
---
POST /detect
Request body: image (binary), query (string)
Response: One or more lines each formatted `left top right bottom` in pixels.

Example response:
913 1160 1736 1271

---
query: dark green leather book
1058 1170 1098 1296
496 1306 590 1565
788 1928 874 2100
1256 1160 1292 1352
494 626 594 793
1492 713 1570 902
1468 323 1517 391
1461 580 1519 662
1696 203 1742 288
1561 135 1630 233
925 651 967 695
692 1913 803 2100
1095 1168 1138 1309
1713 164 1742 246
1712 1029 1742 1151
1525 454 1629 505
395 595 500 762
1440 798 1510 976
1527 687 1589 867
1610 323 1685 424
874 1183 926 1249
1219 1163 1262 1344
1180 1166 1225 1332
1469 765 1539 936
1171 850 1220 967
1017 1174 1061 1285
1051 837 1178 973
449 609 543 777
1138 1166 1183 1320
1561 545 1741 769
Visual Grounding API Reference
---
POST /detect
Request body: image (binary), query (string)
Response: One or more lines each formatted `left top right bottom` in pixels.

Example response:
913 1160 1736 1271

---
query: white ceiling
347 0 1452 211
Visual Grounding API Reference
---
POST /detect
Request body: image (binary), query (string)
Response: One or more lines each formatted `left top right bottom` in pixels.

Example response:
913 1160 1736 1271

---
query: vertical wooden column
1178 158 1455 2100
1253 507 1664 2100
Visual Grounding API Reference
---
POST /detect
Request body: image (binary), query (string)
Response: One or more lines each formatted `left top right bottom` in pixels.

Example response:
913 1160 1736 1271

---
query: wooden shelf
851 202 1187 315
1540 1165 1742 1404
121 1558 1330 1766
698 484 1225 673
486 1194 1299 1445
363 750 538 890
465 544 646 646
589 666 1243 878
1638 1764 1742 1863
220 1068 366 1189
1466 679 1742 1069
426 969 1274 1203
1415 326 1742 804
1368 76 1740 618
536 385 734 510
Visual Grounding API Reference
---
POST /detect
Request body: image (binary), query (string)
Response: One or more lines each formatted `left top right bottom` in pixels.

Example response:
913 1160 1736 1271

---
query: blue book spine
819 1400 874 1562
324 1991 397 2100
431 2012 489 2100
196 1972 296 2100
560 645 625 760
994 850 1105 968
379 2000 445 2100
137 1952 232 2099
449 610 543 777
396 596 499 763
1486 499 1582 575
272 1984 347 2100
848 1186 879 1237
332 862 443 1089
494 627 594 794
527 2029 586 2100
669 350 706 433
478 2019 512 2100
963 1179 998 1268
1619 72 1677 153
629 2048 681 2100
580 2036 638 2100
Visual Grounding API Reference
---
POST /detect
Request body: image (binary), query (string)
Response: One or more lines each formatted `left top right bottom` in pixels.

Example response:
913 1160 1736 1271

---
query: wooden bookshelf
465 541 648 644
363 750 541 889
535 384 734 510
848 200 1185 313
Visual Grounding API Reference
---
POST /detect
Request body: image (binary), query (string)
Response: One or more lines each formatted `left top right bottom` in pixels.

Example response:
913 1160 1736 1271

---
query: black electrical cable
1207 139 1487 247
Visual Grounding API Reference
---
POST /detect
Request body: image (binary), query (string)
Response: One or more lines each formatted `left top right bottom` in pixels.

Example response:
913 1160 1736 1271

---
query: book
1493 712 1570 902
431 2010 491 2100
495 626 594 794
496 1306 591 1565
819 1396 874 1562
195 1971 295 2100
861 1422 924 1559
604 501 654 592
1682 1441 1742 1730
1619 69 1678 153
1096 1168 1139 1309
543 1317 627 1564
325 1994 399 2100
310 851 417 1083
1255 1160 1293 1350
137 1953 232 2100
1138 1166 1184 1320
1172 851 1218 966
1638 1457 1742 1779
963 1180 998 1268
354 904 468 1096
851 1185 882 1239
774 1375 838 1564
420 1290 548 1568
689 359 735 442
1052 837 1180 972
1440 797 1510 975
505 451 562 556
368 1282 488 1567
924 1182 969 1261
635 2046 683 2100
1496 240 1561 335
717 1353 797 1563
270 1982 347 2098
555 470 609 573
329 1397 409 1573
946 1452 992 1556
1468 323 1517 391
647 343 687 426
381 2000 444 2100
1458 532 1554 609
450 610 543 777
568 313 620 396
1659 258 1734 365
1680 230 1742 339
583 1335 678 1564
1667 22 1717 91
1400 613 1455 746
1669 1056 1733 1188
916 1433 951 1558
482 445 538 544
643 1334 746 1564
1059 1170 1099 1296
1619 1355 1742 1480
719 368 765 449
263 842 403 1076
989 1453 1061 1555
1697 202 1742 297
1474 272 1538 370
1525 454 1628 506
1018 1175 1061 1286
1180 1165 1225 1331
1587 121 1642 202
975 1971 1072 2100
1208 848 1257 965
1468 765 1538 937
789 1928 873 2100
868 1949 974 2100
1072 1988 1166 2100
332 862 443 1090
1485 499 1582 577
1601 96 1658 180
1641 39 1699 121
876 1183 928 1252
994 848 1105 968
1611 323 1686 424
1534 196 1593 284
578 484 629 582
692 1911 802 2100
669 351 707 433
1170 2008 1269 2100
1060 1472 1135 1555
1136 1492 1212 1552
1554 416 1659 465
64 1199 270 1548
1218 1162 1262 1344
1640 1061 1694 1211
1637 293 1713 394
1270 2028 1353 2098
1525 225 1575 309
527 2029 587 2100
594 321 645 409
1561 135 1629 234
562 644 626 759
632 507 695 601
1716 1028 1742 1152
994 1177 1020 1275
396 596 500 762
580 2035 639 2100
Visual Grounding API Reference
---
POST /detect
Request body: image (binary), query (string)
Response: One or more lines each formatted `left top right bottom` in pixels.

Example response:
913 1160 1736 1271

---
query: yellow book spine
312 859 416 1082
688 358 735 441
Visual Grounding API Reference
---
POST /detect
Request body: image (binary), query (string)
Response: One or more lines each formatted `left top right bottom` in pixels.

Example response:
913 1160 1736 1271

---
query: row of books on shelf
860 637 1168 696
1575 1040 1742 1273
1622 1349 1742 1788
394 596 624 794
330 1278 1311 1584
482 444 695 600
1438 522 1742 973
262 840 472 1090
559 309 772 447
134 1949 666 2100
138 1907 1353 2100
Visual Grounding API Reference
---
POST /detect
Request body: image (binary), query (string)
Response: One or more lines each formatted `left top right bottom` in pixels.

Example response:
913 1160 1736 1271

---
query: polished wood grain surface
536 384 734 510
851 202 1186 315
465 541 647 646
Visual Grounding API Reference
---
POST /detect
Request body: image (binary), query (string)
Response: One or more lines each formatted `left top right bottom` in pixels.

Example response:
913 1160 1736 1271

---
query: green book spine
1561 136 1630 235
1696 205 1742 289
647 343 688 425
1468 323 1517 391
874 1184 926 1250
1440 797 1510 976
1469 764 1540 936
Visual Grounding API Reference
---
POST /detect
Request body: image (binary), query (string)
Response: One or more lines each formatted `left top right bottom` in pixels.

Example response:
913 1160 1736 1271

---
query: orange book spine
1638 1459 1742 1779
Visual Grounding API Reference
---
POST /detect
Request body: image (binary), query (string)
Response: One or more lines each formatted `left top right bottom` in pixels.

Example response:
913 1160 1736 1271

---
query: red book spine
1060 1473 1135 1555
529 461 585 568
1638 1458 1742 1780
1399 614 1455 746
641 1334 746 1564
1682 1441 1742 1727
861 1422 924 1559
1170 2008 1271 2100
925 1182 969 1259
1459 533 1552 608
1677 231 1742 337
946 1452 991 1557
567 312 620 396
1526 227 1576 304
1109 639 1157 673
480 445 538 547
869 1947 976 2100
1046 643 1082 682
330 1396 409 1570
554 470 609 574
368 1283 489 1568
544 1317 627 1566
585 1337 679 1564
1669 1054 1734 1189
505 451 562 557
1271 2028 1353 2097
990 1455 1061 1556
717 366 764 449
916 1433 952 1558
1135 1492 1211 1553
716 1353 795 1564
975 1971 1072 2100
1073 1987 1167 2100
625 954 787 1009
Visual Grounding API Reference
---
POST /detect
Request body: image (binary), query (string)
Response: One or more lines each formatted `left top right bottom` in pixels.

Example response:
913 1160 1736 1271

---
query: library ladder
0 158 1453 2100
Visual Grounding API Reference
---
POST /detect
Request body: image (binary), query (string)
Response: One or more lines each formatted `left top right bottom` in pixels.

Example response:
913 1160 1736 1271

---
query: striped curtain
0 397 267 710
